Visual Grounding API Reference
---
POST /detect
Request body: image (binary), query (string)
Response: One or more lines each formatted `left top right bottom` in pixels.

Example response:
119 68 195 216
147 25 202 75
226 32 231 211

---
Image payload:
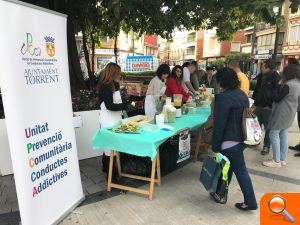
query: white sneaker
281 161 287 166
262 160 281 168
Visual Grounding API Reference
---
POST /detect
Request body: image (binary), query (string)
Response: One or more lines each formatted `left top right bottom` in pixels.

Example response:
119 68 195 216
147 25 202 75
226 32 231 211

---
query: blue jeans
221 143 257 207
269 129 289 162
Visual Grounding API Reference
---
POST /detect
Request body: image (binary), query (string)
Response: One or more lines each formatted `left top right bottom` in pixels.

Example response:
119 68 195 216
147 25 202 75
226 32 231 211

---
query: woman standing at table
98 62 129 175
165 65 190 103
212 68 257 211
144 64 170 117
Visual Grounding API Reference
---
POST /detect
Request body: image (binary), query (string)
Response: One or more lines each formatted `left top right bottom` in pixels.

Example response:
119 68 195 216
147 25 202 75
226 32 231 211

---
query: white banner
0 1 84 225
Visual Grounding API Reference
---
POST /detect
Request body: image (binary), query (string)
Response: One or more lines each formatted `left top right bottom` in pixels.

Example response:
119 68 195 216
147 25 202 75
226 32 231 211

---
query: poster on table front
0 1 84 225
177 129 191 163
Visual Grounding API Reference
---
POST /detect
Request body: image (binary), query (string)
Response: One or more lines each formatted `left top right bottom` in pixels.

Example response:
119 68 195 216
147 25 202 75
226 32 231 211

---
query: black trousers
254 106 272 148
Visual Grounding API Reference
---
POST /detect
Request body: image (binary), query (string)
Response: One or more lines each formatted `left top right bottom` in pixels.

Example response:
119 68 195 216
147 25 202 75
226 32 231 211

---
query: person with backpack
263 64 300 167
212 68 257 211
252 59 281 155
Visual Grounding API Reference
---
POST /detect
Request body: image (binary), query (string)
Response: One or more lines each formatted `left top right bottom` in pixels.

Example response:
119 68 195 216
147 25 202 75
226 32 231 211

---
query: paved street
59 117 299 225
0 117 299 225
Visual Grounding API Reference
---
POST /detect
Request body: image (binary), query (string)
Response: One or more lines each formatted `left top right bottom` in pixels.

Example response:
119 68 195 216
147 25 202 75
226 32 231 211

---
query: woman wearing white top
145 64 170 117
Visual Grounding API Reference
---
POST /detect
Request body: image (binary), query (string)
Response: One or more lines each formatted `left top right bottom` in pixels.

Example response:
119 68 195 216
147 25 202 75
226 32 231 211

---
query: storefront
94 49 115 73
254 50 283 74
282 45 300 66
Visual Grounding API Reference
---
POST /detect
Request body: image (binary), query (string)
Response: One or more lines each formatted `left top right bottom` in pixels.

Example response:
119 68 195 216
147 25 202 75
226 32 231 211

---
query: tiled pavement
1 117 298 225
0 136 200 215
0 157 107 215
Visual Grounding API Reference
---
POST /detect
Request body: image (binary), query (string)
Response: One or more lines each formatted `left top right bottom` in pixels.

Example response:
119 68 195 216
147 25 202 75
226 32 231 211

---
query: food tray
122 115 153 125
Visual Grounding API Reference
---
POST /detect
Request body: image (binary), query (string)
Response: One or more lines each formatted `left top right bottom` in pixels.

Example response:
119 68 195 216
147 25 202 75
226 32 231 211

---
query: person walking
228 60 250 95
212 67 257 211
144 64 170 117
98 62 129 175
262 64 300 166
252 59 281 155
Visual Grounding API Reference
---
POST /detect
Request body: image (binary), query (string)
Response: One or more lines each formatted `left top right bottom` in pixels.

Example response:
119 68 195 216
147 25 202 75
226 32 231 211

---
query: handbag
242 108 262 145
207 153 230 204
199 155 221 193
200 115 213 145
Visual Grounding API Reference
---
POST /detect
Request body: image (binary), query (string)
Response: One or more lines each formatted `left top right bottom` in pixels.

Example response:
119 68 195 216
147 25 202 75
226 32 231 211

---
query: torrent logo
44 36 55 57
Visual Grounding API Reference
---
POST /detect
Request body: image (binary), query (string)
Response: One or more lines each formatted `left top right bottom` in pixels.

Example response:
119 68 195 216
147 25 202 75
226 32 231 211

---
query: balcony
256 23 275 32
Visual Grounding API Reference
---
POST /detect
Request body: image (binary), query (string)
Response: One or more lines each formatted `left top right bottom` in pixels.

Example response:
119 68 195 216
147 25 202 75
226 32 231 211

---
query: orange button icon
261 193 300 225
268 195 295 223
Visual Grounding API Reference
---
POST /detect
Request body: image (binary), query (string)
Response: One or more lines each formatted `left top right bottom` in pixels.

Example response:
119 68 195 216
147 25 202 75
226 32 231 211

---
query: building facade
76 31 159 74
158 30 197 65
198 29 246 67
159 29 245 67
282 8 300 65
240 0 292 75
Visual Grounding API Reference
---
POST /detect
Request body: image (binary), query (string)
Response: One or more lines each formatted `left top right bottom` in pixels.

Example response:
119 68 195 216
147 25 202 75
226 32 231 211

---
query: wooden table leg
107 150 114 192
116 152 122 177
149 156 157 200
156 150 161 186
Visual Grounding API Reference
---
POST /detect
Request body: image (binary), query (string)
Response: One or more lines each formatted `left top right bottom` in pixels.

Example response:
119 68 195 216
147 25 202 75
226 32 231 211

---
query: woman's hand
160 94 167 102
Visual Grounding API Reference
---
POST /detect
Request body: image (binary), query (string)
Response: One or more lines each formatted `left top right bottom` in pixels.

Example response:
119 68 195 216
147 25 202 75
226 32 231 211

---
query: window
97 57 111 71
289 25 300 42
266 34 272 46
231 42 241 52
261 35 267 46
278 33 284 44
187 33 196 43
209 37 217 50
246 34 253 43
186 46 195 55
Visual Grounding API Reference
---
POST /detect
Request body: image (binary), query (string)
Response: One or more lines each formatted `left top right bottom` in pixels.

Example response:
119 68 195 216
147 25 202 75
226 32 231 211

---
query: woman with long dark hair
98 62 128 173
212 67 257 211
165 65 190 103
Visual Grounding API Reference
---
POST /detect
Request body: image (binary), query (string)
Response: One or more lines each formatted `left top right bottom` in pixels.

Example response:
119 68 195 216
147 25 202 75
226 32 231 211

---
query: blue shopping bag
199 155 221 193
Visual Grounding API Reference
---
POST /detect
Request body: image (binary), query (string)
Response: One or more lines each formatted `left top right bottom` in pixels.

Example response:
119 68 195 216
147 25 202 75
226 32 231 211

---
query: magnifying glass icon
268 195 295 223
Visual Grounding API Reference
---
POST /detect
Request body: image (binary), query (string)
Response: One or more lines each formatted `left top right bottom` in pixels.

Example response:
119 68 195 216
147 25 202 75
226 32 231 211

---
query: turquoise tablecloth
92 106 211 160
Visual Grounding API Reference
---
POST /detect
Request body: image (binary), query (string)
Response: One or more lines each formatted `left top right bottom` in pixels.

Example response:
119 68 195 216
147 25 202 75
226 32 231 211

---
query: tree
21 0 300 92
212 59 226 70
71 0 103 89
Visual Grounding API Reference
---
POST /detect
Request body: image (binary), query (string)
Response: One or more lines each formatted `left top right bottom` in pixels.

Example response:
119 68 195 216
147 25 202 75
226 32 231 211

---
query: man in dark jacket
252 59 281 155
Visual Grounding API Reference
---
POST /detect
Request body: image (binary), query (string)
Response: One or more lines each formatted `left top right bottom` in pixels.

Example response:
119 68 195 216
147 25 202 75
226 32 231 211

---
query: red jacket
165 77 190 102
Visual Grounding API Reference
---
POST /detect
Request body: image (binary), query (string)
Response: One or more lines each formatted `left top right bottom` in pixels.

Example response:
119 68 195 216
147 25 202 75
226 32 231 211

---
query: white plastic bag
244 117 262 145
